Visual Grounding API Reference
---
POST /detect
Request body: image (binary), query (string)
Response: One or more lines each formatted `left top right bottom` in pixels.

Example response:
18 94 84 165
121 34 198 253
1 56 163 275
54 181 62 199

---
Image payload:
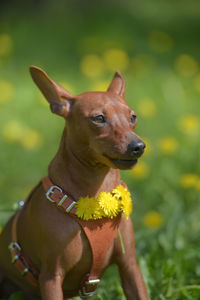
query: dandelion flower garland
75 185 132 220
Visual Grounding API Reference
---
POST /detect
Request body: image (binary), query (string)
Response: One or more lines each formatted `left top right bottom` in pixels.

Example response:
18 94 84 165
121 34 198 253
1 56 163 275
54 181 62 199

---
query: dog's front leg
114 217 148 300
39 271 64 300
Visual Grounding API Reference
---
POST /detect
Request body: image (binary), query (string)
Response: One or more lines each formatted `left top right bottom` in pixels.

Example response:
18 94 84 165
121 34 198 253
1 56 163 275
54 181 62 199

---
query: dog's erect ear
30 66 75 117
107 71 125 98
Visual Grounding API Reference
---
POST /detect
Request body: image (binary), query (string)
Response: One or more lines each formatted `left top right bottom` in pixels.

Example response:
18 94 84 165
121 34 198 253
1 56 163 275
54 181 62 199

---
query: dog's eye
90 115 106 123
130 114 137 124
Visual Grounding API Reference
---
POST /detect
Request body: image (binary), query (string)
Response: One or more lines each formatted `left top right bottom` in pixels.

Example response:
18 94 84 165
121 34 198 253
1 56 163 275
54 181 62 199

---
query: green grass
0 1 200 299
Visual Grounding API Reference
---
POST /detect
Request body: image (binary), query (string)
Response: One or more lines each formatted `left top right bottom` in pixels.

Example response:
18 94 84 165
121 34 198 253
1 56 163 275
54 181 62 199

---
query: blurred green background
0 0 200 299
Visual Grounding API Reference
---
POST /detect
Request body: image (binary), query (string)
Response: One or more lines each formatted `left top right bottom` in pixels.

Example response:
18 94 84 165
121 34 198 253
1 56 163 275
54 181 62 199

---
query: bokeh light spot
0 34 13 56
178 114 199 135
180 174 199 189
175 54 198 77
194 74 200 92
103 48 129 72
3 121 24 142
0 81 14 103
131 161 150 179
91 80 110 92
137 98 157 119
80 54 104 78
21 129 43 150
143 211 163 228
59 82 75 95
158 137 179 155
2 121 43 150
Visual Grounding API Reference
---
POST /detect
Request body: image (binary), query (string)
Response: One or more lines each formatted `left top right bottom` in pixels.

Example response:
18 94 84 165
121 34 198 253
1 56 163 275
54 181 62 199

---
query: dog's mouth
104 155 138 170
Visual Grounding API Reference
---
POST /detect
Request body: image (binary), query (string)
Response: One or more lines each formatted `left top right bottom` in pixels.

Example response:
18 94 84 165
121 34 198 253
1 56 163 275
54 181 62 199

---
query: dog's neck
48 128 121 200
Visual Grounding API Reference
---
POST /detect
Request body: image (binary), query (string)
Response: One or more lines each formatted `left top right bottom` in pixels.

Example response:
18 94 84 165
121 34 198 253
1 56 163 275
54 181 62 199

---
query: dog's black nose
128 141 145 157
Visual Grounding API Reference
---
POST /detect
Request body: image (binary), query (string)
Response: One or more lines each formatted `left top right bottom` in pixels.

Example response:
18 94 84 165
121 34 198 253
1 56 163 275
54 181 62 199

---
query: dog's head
30 66 145 170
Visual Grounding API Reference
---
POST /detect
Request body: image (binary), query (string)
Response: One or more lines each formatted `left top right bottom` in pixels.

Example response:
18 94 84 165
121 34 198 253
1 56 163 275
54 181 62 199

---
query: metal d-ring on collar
79 279 100 298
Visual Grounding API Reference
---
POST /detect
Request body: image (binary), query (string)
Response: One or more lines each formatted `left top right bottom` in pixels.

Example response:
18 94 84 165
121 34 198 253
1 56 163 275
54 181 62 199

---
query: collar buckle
46 185 67 203
79 279 100 298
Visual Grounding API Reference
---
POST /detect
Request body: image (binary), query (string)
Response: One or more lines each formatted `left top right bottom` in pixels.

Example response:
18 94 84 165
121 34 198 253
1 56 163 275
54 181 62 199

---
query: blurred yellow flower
143 211 163 228
194 74 200 92
142 138 151 156
0 80 14 103
131 54 155 77
137 98 157 119
158 137 179 155
131 161 150 179
21 129 43 150
149 30 173 52
91 80 110 92
180 173 199 189
3 120 24 142
195 179 200 191
103 48 129 71
0 34 13 56
38 93 48 106
80 54 104 78
3 121 43 150
59 82 75 94
178 114 199 135
175 54 198 77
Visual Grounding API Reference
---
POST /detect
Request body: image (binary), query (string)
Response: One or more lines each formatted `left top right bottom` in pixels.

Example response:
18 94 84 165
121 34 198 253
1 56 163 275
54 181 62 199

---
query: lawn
0 1 200 299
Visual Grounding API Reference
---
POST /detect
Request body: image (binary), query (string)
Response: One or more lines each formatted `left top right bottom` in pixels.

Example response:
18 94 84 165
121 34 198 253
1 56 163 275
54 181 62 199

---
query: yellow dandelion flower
178 114 199 135
158 137 179 155
122 196 132 220
175 54 198 77
0 80 14 103
2 120 24 142
180 173 199 189
112 184 125 200
143 211 163 228
131 54 155 77
21 129 43 150
114 186 132 219
92 205 105 220
149 30 173 53
80 54 104 78
137 98 157 119
103 48 129 72
131 161 150 179
76 196 98 220
98 192 119 218
0 34 13 56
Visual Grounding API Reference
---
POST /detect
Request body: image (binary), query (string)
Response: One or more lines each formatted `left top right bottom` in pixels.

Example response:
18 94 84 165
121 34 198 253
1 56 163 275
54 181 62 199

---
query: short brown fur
0 66 148 299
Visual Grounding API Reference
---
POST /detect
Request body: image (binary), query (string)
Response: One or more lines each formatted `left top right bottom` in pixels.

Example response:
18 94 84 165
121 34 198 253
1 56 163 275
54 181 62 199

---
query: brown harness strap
9 177 121 298
42 177 121 297
9 211 39 287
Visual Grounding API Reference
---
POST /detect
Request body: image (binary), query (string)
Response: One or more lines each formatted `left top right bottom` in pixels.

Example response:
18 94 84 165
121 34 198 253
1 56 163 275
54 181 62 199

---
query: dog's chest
61 227 114 291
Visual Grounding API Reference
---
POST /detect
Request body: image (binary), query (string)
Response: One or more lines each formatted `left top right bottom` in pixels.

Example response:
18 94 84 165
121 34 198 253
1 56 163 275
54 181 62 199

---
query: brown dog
0 66 148 300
